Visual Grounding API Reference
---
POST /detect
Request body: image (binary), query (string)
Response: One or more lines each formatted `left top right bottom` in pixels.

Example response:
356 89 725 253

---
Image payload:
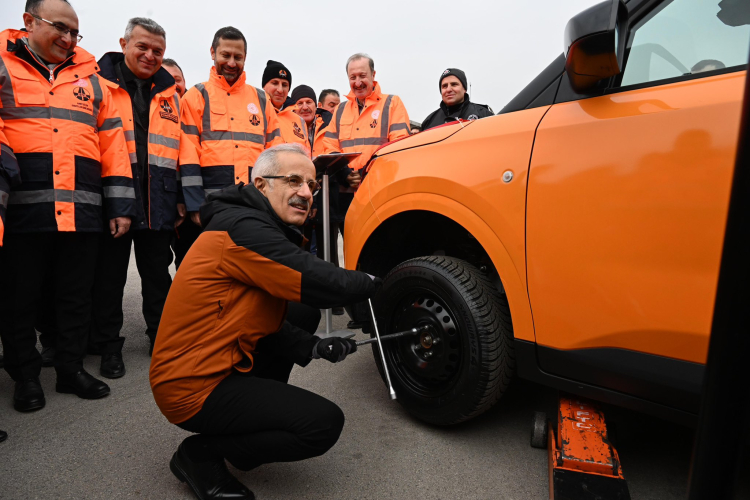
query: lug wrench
355 325 430 346
368 298 397 400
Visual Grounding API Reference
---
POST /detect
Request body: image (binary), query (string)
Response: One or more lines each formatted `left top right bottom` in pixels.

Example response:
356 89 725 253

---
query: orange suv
344 0 750 426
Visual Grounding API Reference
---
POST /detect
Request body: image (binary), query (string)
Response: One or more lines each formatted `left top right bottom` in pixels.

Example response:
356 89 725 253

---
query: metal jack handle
368 298 397 400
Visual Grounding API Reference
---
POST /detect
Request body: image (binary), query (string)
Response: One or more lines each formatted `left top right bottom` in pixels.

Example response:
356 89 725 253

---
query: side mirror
564 0 626 93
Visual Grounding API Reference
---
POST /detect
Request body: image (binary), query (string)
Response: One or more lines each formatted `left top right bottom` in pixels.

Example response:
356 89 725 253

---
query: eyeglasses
29 14 83 42
262 174 321 196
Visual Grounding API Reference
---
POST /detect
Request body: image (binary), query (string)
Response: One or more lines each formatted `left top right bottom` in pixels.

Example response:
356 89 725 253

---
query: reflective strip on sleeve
173 93 180 117
0 107 48 120
9 189 102 205
149 154 178 170
257 87 268 142
335 103 346 135
0 56 16 108
149 133 180 150
380 95 394 139
103 186 135 199
389 122 410 133
324 131 338 140
124 130 136 141
129 152 137 164
181 175 203 187
181 123 200 136
265 129 281 142
339 137 388 148
99 117 124 131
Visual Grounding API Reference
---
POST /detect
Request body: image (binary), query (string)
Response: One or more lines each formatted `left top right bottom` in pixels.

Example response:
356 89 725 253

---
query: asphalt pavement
0 249 698 499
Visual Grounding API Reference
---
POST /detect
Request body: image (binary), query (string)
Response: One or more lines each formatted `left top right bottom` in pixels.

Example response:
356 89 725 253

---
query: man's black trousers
176 303 343 471
0 232 98 380
90 229 173 352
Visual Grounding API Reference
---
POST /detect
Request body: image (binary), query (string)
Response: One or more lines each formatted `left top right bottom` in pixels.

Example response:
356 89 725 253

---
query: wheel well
357 211 503 292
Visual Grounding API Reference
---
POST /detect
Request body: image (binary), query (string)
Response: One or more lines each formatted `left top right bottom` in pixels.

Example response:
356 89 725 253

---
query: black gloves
312 336 358 363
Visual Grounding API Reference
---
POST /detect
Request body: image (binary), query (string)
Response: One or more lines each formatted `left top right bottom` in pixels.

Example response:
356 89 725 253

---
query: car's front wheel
372 256 514 425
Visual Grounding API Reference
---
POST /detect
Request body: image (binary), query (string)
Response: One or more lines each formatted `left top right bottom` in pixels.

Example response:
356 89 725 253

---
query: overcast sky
1 0 602 121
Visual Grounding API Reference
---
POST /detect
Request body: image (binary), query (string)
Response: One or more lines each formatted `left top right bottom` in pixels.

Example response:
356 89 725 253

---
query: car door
525 0 749 411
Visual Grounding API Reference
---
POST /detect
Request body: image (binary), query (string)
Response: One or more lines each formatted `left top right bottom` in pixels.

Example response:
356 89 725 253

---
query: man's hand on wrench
312 337 358 363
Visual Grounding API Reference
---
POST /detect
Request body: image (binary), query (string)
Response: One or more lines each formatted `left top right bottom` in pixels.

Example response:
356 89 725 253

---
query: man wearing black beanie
421 68 493 131
262 60 308 148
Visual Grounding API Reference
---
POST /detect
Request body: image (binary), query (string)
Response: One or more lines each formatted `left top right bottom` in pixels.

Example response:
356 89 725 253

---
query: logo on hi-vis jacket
369 119 377 128
159 99 178 123
250 115 261 126
293 122 304 139
73 87 91 101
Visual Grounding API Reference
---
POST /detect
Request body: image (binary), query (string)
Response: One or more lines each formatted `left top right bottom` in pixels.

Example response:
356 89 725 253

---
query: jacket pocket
11 74 47 105
209 96 229 131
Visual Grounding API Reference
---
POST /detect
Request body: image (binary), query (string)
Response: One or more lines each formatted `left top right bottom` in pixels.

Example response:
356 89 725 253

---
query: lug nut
424 351 433 359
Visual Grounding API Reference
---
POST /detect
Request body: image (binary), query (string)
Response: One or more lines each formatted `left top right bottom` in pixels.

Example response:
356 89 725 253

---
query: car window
620 0 750 88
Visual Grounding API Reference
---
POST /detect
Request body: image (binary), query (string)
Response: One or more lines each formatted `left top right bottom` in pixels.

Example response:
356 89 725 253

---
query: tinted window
620 0 750 87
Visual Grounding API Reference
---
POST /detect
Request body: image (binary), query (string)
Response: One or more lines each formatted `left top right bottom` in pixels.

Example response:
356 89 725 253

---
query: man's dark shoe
0 429 7 442
13 378 45 412
170 443 255 500
332 306 344 316
40 346 55 367
100 352 126 379
56 370 110 399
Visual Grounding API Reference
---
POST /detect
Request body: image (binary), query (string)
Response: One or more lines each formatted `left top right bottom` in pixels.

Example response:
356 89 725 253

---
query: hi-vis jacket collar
346 81 383 108
2 29 96 76
209 66 247 92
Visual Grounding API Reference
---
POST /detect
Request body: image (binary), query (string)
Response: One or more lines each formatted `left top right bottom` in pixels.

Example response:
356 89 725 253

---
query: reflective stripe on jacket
0 29 136 234
98 52 182 231
320 82 410 173
178 68 282 212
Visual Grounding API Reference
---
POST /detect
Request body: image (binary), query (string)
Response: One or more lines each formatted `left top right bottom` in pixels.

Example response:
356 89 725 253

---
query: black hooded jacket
421 95 494 131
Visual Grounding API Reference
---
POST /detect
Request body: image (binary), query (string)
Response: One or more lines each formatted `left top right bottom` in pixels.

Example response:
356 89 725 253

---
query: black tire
530 411 548 449
372 256 515 425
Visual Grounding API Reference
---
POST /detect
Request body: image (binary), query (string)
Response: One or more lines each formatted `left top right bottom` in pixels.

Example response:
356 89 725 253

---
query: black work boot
56 369 110 399
100 352 126 379
170 442 255 500
13 377 45 412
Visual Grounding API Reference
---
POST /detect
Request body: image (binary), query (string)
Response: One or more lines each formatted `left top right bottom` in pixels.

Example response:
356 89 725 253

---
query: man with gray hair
150 143 379 499
87 17 184 373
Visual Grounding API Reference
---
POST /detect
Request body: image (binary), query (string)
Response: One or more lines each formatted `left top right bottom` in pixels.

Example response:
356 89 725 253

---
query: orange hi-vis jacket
179 68 282 213
275 103 309 150
320 82 411 173
98 52 182 231
310 109 333 158
0 30 136 235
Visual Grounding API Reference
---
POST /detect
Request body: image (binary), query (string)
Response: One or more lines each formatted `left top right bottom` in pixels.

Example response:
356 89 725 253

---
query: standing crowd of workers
0 0 494 497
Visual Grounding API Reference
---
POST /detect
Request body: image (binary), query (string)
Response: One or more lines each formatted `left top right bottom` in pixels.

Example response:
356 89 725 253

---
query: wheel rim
385 290 463 398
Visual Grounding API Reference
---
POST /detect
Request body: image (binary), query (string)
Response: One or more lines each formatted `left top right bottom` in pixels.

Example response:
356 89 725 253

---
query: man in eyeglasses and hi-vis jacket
0 0 136 413
151 143 380 500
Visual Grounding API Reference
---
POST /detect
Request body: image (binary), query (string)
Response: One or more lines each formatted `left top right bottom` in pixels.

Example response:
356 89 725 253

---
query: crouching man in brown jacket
150 143 379 500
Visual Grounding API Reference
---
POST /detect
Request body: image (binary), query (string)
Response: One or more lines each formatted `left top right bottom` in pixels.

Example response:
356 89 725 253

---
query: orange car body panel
527 72 745 364
346 67 745 368
345 106 551 343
